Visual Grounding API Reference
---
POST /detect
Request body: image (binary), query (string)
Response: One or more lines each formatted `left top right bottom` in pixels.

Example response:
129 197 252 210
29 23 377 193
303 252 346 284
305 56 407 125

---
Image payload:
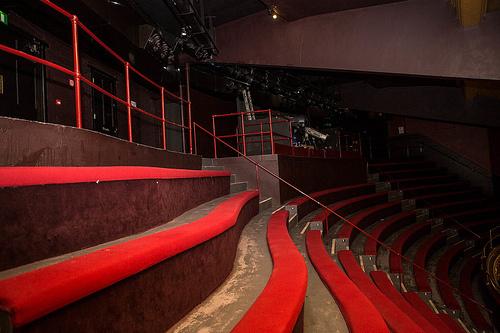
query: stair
231 181 248 193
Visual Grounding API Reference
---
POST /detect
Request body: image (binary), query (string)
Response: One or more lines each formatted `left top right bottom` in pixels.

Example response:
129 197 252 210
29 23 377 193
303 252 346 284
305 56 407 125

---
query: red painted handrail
0 0 192 153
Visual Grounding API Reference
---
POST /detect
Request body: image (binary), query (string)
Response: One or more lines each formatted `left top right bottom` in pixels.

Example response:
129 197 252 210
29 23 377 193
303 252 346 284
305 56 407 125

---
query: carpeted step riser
0 177 230 271
0 192 259 332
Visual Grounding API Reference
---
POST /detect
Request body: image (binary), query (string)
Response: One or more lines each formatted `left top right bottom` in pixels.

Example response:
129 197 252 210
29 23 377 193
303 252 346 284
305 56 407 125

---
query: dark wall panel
0 117 201 169
216 0 500 80
278 155 367 203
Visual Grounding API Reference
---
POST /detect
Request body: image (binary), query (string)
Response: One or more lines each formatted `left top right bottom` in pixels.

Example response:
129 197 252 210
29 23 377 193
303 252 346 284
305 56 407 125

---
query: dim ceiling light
272 13 278 20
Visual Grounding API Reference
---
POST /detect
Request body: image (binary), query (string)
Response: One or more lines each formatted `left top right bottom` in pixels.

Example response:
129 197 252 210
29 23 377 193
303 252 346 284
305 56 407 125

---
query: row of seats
294 159 495 333
232 210 307 332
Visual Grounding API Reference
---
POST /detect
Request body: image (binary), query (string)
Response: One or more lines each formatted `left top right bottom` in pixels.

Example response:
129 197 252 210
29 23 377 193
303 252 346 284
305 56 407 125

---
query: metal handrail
0 0 192 153
193 121 493 314
211 109 290 157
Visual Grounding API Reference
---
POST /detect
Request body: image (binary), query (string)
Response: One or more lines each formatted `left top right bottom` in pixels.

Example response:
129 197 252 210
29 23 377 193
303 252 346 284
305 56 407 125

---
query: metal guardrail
0 0 192 153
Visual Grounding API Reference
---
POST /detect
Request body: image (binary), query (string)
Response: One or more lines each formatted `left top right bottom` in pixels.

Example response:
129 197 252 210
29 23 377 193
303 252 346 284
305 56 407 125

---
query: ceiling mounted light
269 6 279 20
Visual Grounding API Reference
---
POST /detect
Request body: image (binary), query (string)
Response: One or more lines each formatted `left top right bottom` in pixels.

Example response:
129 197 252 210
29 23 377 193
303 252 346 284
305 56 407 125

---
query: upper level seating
232 210 307 332
436 242 467 311
287 183 375 219
459 257 492 331
337 250 425 333
306 231 389 333
370 271 444 333
0 190 259 331
0 166 231 270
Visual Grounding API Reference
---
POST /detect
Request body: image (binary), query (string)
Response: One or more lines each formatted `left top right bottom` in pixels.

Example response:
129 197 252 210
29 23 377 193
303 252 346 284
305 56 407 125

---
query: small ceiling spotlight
269 6 279 20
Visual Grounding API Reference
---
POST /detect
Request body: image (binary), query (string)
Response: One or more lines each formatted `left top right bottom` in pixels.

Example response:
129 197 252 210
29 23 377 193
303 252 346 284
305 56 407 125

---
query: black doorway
91 67 118 135
0 24 47 121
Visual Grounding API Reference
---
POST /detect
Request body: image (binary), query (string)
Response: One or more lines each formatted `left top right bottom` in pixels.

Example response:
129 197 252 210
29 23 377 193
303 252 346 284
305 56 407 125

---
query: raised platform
0 117 200 169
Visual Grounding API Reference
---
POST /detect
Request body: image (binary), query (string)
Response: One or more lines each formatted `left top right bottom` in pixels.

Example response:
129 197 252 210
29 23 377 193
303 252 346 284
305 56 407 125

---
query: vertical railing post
240 113 247 156
260 121 264 155
179 84 186 153
71 15 82 128
236 127 240 152
358 132 362 157
337 132 342 159
255 164 260 192
193 122 198 155
161 87 166 150
268 109 275 154
288 119 293 147
212 115 217 158
186 63 193 154
125 62 132 142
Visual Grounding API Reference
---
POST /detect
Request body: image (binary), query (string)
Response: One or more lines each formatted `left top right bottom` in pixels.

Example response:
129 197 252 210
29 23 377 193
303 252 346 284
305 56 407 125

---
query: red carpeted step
437 313 468 333
0 190 259 329
368 161 435 173
428 198 490 217
364 211 416 256
312 192 389 233
413 189 482 207
403 292 456 333
337 250 425 333
415 219 499 291
436 242 466 311
232 210 307 333
378 168 447 181
390 175 458 190
370 271 441 333
459 257 492 331
0 166 230 187
306 231 389 333
0 166 232 270
287 183 376 219
413 230 447 291
389 221 431 273
335 200 402 243
442 207 500 224
402 182 469 198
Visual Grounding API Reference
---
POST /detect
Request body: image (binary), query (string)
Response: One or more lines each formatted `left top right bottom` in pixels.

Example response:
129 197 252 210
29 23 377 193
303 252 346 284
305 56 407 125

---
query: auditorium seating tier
0 166 232 270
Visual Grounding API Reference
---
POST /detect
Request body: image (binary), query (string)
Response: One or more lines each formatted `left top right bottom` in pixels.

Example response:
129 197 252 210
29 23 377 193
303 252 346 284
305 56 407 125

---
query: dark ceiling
205 0 409 26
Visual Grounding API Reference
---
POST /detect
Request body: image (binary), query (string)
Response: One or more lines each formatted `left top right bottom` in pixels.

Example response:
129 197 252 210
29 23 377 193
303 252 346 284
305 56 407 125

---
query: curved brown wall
16 196 259 333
